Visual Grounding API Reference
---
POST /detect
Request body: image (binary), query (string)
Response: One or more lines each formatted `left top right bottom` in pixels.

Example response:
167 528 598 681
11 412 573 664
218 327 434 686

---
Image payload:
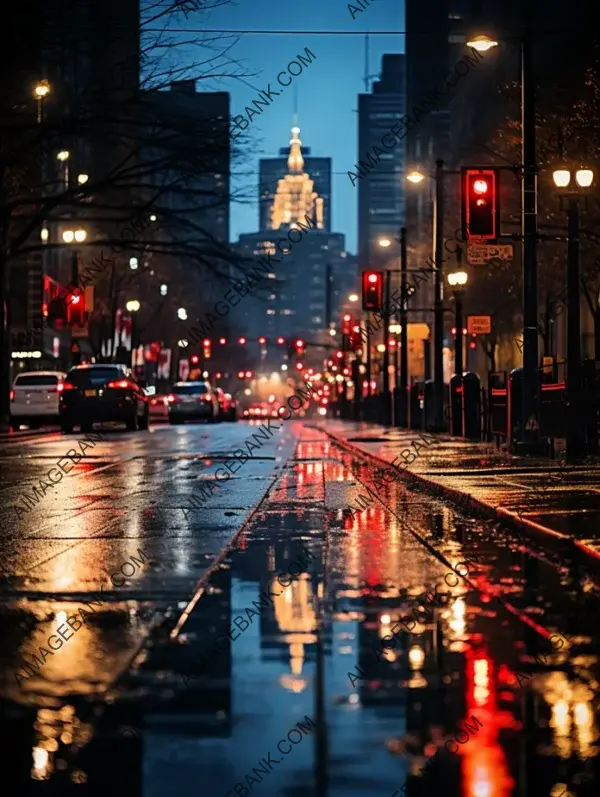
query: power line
145 27 578 35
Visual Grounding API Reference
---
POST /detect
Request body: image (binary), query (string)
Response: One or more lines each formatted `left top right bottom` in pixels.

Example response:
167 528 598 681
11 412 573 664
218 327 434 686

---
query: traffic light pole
433 159 445 431
70 250 80 367
382 269 391 424
519 0 541 453
399 227 408 427
566 198 584 462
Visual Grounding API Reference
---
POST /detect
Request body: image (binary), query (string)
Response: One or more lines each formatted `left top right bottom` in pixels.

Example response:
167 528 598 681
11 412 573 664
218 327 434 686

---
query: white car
10 370 66 429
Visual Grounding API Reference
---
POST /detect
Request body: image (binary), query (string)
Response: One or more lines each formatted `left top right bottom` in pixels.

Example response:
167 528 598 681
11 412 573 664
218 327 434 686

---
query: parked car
149 393 169 421
10 370 66 430
214 388 237 422
167 381 220 424
58 364 150 433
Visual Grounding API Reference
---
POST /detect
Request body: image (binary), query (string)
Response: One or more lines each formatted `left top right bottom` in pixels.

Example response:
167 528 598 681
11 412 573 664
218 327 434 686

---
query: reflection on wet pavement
1 426 599 796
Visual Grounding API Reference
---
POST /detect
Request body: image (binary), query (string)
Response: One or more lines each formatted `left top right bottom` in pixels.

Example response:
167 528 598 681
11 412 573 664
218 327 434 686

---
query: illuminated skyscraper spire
270 123 324 230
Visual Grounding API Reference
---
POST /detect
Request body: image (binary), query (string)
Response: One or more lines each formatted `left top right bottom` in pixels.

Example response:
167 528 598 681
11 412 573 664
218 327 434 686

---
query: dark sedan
59 364 150 433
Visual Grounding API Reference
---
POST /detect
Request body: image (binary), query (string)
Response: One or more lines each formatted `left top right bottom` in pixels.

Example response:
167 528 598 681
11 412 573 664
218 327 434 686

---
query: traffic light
66 290 85 326
203 339 211 359
295 339 304 354
462 168 498 240
342 314 352 351
190 354 200 365
361 270 383 312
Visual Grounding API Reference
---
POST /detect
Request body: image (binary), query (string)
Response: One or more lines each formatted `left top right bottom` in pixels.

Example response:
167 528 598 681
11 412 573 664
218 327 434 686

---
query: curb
317 424 600 575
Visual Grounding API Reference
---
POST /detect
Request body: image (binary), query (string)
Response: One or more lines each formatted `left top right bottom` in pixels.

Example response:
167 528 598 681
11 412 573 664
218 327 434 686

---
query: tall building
235 126 353 358
357 54 407 272
259 129 332 232
3 0 141 373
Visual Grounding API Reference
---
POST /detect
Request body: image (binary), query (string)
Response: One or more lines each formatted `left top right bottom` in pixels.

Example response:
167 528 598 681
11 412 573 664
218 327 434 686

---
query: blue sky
151 0 405 252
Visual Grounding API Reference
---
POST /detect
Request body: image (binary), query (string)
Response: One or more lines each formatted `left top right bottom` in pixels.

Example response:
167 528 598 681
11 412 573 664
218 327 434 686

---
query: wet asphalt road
1 421 599 796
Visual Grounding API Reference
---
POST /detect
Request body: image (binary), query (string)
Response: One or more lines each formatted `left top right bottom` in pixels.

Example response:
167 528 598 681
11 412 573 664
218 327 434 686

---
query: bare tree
0 0 266 424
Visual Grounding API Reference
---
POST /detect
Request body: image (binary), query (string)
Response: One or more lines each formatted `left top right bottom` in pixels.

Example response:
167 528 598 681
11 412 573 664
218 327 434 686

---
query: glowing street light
406 170 425 183
126 299 140 313
466 34 499 52
177 307 187 320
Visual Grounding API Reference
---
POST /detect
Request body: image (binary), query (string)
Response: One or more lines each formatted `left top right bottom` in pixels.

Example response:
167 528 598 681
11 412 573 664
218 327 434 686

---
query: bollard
462 372 481 439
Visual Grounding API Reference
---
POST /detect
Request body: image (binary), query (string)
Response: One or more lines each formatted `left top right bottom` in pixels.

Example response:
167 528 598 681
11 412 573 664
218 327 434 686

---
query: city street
1 420 598 796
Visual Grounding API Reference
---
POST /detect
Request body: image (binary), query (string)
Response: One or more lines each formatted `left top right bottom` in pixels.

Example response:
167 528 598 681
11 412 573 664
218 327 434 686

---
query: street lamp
447 269 468 375
469 9 539 452
34 79 50 123
552 165 595 461
62 228 86 244
126 300 141 368
177 307 187 321
129 257 138 270
405 164 446 430
406 170 425 184
160 284 168 296
348 293 359 303
465 34 499 52
56 150 69 162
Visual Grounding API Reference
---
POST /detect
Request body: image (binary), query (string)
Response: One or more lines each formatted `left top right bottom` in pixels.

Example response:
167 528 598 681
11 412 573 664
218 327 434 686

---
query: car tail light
203 393 213 402
150 398 157 405
107 379 135 390
61 382 75 391
167 394 176 403
10 389 14 402
261 408 268 416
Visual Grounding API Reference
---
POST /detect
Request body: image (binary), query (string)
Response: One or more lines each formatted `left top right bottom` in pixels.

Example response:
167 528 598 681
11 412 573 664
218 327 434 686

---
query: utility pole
399 227 408 426
382 269 391 424
433 159 445 430
566 198 584 462
520 0 541 452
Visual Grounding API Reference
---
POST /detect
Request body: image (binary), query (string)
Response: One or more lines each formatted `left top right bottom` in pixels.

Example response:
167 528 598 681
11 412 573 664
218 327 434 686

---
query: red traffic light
219 337 226 344
237 370 245 378
245 370 252 378
296 362 303 370
258 336 266 344
463 168 498 240
361 270 383 312
203 339 210 346
190 354 199 364
277 336 285 345
238 336 246 345
295 339 304 349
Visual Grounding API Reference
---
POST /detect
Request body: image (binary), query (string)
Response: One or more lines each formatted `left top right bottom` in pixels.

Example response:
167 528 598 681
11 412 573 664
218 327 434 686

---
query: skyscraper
259 126 332 232
357 54 406 271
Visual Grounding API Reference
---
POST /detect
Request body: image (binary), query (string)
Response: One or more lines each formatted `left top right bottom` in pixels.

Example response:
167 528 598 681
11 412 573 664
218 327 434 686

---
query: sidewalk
316 420 600 568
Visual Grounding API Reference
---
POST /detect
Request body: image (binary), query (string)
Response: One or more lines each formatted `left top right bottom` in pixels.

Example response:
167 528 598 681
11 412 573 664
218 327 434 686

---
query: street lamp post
126 299 141 370
552 166 594 462
447 269 468 377
399 227 409 427
468 4 539 451
433 159 445 431
62 228 87 367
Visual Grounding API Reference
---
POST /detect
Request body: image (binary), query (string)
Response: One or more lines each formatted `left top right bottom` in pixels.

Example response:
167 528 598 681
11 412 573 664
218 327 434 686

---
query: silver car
167 381 220 424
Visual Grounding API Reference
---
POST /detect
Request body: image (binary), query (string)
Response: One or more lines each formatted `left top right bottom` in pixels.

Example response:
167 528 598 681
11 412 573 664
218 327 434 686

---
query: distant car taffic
10 370 66 430
167 381 220 424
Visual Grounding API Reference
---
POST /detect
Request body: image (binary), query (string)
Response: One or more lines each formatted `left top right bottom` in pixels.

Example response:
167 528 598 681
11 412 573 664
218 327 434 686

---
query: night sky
149 0 405 252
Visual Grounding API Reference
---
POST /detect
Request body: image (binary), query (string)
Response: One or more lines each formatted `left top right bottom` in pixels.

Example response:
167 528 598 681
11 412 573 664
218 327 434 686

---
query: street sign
467 315 492 335
467 243 513 265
